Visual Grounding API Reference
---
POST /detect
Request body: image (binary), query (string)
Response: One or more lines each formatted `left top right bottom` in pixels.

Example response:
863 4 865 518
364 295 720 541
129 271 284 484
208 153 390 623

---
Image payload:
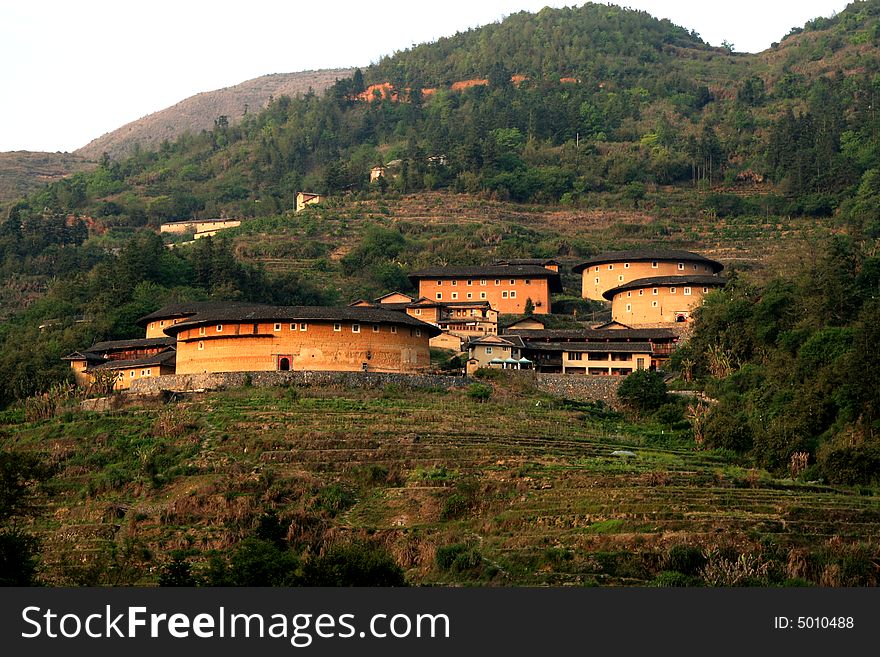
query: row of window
437 279 532 286
436 291 516 301
128 368 152 378
196 322 407 336
194 325 421 350
593 262 709 272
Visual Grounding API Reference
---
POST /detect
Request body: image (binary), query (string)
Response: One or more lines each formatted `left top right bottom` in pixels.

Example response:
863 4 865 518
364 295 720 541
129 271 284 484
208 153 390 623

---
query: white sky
0 0 851 153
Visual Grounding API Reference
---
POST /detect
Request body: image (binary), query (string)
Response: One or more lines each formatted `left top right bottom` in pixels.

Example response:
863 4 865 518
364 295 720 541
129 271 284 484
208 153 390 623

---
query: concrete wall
581 259 717 301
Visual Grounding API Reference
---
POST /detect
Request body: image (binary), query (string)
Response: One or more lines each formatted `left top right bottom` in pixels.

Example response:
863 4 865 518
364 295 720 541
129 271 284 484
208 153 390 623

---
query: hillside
5 382 879 586
75 69 353 161
0 151 96 203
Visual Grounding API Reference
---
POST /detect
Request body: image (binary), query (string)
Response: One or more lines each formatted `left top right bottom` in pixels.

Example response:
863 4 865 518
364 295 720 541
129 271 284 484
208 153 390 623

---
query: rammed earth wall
130 370 623 405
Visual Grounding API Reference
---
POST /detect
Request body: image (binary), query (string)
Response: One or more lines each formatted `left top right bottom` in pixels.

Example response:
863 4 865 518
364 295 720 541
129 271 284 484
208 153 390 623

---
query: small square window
684 287 692 296
486 346 493 355
437 280 442 286
509 279 515 285
510 290 516 298
390 326 397 334
678 263 684 270
451 280 457 286
638 289 643 296
467 280 472 286
670 287 677 294
652 288 658 295
652 261 658 268
608 264 614 270
160 320 165 327
216 325 223 332
502 291 508 298
334 323 341 332
290 323 296 331
373 324 380 333
595 277 600 284
198 341 204 350
595 266 599 272
626 291 631 297
352 324 360 333
467 293 472 299
300 323 307 331
451 292 458 299
693 264 698 270
626 304 632 312
199 326 206 336
495 279 500 285
480 292 486 299
703 287 709 293
436 293 442 300
416 329 421 337
130 370 135 378
274 323 281 331
525 279 531 285
480 279 487 286
624 263 630 268
652 301 658 308
415 309 421 315
618 275 624 282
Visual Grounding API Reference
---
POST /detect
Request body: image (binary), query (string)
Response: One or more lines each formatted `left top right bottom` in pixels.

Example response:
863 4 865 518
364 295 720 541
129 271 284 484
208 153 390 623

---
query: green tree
617 369 668 413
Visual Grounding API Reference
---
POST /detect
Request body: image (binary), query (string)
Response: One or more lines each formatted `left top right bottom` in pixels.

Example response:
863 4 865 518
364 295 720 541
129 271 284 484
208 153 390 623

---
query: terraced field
4 382 878 586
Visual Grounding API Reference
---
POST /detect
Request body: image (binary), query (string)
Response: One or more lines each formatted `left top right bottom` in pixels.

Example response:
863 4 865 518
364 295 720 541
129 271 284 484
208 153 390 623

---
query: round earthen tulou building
573 250 725 326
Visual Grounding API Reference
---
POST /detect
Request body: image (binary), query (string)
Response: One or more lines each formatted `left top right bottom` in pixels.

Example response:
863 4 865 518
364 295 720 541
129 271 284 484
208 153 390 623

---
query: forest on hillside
0 2 878 487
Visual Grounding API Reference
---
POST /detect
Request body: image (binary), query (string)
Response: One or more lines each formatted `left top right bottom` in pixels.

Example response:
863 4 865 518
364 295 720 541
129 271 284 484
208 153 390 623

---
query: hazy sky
0 0 851 153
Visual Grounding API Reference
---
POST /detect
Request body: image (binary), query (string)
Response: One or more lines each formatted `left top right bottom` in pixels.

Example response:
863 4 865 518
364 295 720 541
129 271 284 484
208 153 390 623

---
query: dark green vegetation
2 382 878 586
671 234 880 486
1 2 880 584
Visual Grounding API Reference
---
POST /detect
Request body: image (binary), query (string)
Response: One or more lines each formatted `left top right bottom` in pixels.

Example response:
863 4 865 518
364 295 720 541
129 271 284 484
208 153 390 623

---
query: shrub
302 541 405 586
617 370 668 412
467 383 493 402
664 545 707 576
436 543 483 573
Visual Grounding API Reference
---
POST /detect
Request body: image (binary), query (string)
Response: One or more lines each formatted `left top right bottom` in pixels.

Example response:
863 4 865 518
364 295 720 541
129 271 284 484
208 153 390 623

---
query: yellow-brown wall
418 277 550 314
581 259 718 301
561 350 651 375
160 220 241 235
610 283 720 325
145 318 188 338
173 320 430 374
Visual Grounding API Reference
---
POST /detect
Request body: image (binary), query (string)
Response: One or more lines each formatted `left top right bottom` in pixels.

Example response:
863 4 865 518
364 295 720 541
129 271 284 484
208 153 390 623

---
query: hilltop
76 69 354 161
0 151 95 203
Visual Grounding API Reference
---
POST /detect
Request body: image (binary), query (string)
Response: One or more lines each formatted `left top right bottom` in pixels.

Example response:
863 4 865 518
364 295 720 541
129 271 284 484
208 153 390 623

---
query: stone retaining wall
129 370 470 394
128 369 623 405
535 373 623 406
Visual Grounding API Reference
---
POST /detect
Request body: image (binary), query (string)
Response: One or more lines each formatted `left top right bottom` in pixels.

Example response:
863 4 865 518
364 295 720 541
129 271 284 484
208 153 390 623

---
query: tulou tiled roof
572 250 724 273
602 275 725 300
409 264 563 291
162 305 443 337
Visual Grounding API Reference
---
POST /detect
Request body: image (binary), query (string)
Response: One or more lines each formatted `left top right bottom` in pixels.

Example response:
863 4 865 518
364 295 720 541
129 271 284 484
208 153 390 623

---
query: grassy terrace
4 382 879 586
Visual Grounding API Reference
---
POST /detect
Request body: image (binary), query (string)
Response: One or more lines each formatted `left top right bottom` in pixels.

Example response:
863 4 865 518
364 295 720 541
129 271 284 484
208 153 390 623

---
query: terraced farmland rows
4 384 877 586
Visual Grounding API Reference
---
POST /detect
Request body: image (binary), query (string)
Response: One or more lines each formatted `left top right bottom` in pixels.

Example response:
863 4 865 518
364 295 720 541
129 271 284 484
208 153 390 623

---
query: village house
573 250 723 301
64 301 439 386
408 263 562 315
351 292 498 351
62 336 176 390
159 219 242 240
296 192 324 212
